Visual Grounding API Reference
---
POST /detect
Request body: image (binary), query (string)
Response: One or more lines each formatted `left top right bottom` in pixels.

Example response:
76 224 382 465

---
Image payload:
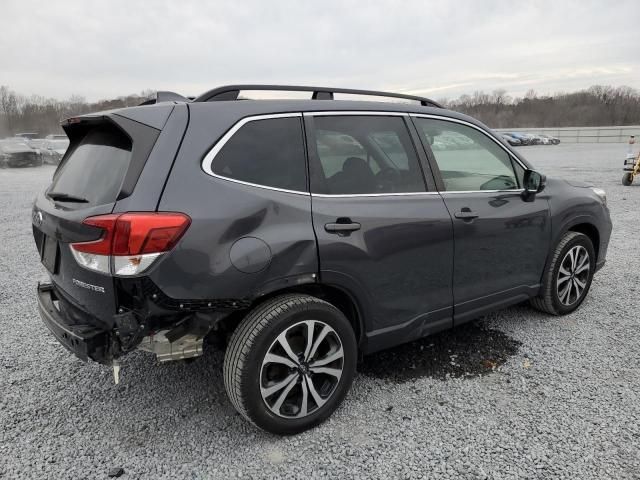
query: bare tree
0 86 156 137
1 84 640 135
445 85 640 128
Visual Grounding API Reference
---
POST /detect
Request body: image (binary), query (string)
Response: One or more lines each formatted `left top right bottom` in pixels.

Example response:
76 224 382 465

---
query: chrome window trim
409 113 528 170
303 111 409 117
312 189 525 198
312 192 440 198
205 176 309 196
201 112 309 195
440 189 525 195
200 110 529 197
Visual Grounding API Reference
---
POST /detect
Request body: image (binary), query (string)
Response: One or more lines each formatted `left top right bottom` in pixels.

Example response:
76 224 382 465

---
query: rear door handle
454 209 479 220
325 221 361 233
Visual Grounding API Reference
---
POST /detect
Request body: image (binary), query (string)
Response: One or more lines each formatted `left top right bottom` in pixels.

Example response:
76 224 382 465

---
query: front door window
414 118 524 191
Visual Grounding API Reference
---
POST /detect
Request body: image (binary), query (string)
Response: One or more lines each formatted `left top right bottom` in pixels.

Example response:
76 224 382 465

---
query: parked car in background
15 132 39 141
0 138 43 167
506 132 531 145
522 133 542 145
29 139 47 151
42 137 70 165
539 134 560 145
431 130 476 150
500 133 522 146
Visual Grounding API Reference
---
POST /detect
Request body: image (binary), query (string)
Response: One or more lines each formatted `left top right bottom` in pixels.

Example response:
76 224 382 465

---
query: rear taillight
70 213 191 276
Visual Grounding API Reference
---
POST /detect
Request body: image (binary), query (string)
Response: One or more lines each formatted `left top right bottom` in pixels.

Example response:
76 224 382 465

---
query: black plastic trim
37 283 111 363
109 116 161 200
140 279 252 312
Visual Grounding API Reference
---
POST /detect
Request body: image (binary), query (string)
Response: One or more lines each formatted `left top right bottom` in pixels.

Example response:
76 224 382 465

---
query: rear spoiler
139 91 191 106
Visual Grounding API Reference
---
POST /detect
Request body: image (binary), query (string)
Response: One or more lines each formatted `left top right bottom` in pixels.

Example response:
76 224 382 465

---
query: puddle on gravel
359 322 521 382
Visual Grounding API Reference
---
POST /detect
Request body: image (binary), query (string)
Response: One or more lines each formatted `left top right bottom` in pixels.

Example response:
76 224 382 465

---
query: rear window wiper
47 192 89 203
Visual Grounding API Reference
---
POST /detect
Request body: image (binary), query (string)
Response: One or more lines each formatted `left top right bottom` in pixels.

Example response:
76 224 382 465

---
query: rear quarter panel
151 104 318 301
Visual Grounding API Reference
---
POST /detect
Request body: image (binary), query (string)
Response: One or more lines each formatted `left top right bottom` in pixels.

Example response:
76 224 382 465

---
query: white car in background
539 134 560 145
42 136 70 165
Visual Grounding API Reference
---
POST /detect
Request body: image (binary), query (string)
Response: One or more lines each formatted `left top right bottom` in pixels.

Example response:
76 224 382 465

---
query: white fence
494 126 640 143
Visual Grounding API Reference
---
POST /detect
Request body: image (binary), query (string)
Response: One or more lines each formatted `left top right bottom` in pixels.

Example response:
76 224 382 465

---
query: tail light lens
70 212 191 276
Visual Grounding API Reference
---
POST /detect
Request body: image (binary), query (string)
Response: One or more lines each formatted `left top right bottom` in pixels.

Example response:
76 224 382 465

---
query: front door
412 116 551 324
304 113 454 352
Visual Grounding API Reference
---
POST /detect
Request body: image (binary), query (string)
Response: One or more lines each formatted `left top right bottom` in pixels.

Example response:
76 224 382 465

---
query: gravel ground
1 144 639 479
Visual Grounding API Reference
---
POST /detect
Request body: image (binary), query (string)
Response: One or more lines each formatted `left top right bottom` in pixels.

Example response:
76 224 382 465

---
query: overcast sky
2 0 639 102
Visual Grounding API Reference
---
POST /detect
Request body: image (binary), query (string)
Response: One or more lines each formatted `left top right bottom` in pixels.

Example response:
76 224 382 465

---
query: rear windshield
49 127 132 207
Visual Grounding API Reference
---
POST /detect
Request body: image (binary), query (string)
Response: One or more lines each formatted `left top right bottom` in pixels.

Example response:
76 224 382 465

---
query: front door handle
454 209 479 220
325 220 361 234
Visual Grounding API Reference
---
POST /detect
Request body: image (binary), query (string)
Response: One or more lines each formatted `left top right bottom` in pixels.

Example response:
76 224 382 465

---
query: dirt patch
359 322 521 382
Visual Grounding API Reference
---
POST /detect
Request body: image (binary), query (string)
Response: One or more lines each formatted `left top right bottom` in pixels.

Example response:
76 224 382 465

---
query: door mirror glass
523 170 546 194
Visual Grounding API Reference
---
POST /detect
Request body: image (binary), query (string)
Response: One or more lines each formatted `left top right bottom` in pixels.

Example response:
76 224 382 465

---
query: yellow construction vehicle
623 152 640 185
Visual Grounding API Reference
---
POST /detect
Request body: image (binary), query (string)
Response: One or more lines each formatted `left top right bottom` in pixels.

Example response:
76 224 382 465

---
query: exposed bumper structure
37 283 111 363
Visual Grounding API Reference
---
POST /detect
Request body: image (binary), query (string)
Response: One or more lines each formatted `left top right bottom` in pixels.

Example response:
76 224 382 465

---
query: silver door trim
200 109 529 197
303 111 409 117
312 192 441 198
440 189 525 195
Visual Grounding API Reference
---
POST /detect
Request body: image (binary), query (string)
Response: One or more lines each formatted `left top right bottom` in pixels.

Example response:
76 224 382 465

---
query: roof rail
192 85 443 108
139 91 191 106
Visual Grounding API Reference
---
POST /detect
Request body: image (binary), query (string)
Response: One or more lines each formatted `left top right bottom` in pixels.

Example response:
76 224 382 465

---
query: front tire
530 232 595 315
223 294 357 434
622 172 634 186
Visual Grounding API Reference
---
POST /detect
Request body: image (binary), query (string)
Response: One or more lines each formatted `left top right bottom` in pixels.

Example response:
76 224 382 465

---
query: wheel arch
247 283 365 349
539 217 601 288
566 222 600 262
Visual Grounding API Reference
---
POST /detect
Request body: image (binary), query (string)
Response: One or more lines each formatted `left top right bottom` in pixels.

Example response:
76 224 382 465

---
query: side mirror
522 170 546 200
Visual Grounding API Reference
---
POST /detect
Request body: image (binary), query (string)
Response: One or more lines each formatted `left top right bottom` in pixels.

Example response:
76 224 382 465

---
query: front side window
311 116 426 194
414 118 520 192
212 116 307 192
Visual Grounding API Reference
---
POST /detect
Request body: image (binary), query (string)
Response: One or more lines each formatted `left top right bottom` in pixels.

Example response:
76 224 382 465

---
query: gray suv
32 85 612 434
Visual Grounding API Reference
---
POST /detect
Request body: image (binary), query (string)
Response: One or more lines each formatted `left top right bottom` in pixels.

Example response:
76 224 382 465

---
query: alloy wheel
260 320 344 419
556 245 590 306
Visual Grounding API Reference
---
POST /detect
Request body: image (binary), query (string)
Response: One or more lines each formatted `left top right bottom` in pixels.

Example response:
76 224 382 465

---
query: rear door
32 114 162 329
412 115 551 324
305 112 454 352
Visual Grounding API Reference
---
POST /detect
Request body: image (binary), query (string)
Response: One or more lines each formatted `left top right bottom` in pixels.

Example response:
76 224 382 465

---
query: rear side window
48 127 132 207
212 117 307 192
310 116 426 195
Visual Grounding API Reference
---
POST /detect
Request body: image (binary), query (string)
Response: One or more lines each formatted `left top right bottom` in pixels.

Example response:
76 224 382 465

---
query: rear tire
223 294 357 434
622 172 634 186
530 232 595 315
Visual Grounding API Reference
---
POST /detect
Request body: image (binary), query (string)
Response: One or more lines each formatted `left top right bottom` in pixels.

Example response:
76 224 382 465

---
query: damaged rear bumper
37 283 112 363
